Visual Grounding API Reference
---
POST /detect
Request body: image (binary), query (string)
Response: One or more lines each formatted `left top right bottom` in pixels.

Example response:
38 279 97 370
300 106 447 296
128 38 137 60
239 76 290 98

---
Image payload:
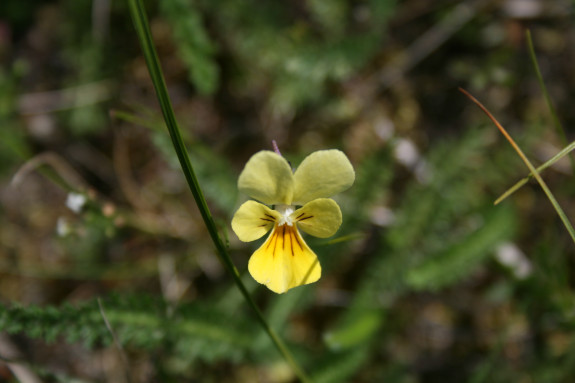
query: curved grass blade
460 88 575 245
495 140 575 205
493 30 574 205
126 1 312 381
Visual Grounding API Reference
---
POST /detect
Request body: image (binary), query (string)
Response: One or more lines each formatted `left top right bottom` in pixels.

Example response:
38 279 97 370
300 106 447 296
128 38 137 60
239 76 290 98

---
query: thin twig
380 0 486 90
98 298 133 383
11 151 87 192
18 80 113 115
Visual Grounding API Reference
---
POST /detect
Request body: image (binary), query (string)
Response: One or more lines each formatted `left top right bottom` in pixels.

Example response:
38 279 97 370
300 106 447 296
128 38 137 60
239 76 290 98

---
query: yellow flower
231 150 355 294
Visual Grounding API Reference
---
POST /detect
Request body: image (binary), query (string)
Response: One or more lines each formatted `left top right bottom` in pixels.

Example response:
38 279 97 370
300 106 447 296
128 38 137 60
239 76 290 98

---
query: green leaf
324 309 382 351
159 0 219 95
406 204 517 290
311 347 370 383
0 295 254 362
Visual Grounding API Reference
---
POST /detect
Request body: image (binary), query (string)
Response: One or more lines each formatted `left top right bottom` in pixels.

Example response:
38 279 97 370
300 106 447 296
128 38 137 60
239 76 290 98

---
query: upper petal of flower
238 151 294 205
231 201 280 242
292 198 342 238
248 224 321 293
292 150 355 205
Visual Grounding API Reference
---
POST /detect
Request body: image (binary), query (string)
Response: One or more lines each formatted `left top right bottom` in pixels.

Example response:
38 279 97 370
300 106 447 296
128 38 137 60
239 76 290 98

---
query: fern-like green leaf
159 0 219 95
0 295 255 362
406 204 516 290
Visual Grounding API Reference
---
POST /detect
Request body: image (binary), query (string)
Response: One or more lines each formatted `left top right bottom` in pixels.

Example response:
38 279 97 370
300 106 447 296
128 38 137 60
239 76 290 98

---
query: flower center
275 204 295 226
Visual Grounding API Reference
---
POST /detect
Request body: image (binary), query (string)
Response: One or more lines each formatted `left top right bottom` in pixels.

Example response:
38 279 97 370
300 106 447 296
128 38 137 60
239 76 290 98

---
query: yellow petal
248 224 321 294
292 198 342 238
231 201 280 242
238 151 294 205
292 150 355 205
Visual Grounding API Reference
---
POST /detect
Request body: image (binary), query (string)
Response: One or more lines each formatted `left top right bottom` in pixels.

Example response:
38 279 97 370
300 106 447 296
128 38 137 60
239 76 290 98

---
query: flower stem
126 1 312 381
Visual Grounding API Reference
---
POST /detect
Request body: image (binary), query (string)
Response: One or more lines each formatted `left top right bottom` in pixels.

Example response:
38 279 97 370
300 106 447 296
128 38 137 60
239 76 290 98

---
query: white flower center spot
275 204 295 226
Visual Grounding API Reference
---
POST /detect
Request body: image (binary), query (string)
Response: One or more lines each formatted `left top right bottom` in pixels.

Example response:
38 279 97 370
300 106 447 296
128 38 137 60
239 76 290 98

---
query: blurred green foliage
159 0 219 95
1 0 575 382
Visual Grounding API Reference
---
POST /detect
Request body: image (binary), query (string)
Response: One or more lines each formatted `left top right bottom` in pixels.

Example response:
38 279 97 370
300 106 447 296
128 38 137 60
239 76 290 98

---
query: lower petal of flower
248 224 321 294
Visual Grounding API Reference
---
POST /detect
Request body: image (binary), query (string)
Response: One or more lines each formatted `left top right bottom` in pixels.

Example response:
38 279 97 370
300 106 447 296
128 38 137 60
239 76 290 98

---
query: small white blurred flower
370 206 395 227
66 192 86 213
374 118 395 141
495 242 532 279
394 138 432 184
57 217 71 237
394 138 419 168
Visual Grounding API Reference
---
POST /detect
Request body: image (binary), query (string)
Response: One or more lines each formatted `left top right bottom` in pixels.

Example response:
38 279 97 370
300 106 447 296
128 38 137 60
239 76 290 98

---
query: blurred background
1 0 575 382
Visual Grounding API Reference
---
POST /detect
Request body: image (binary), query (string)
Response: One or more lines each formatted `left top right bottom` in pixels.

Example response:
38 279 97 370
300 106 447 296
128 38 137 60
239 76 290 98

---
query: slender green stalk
126 1 312 381
460 88 575 245
110 109 159 131
526 30 575 173
495 140 575 204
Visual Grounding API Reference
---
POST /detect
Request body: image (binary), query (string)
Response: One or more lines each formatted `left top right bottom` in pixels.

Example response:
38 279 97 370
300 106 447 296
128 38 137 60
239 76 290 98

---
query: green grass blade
110 109 160 131
495 140 575 204
526 29 575 173
494 30 575 206
126 1 312 381
461 88 575 245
